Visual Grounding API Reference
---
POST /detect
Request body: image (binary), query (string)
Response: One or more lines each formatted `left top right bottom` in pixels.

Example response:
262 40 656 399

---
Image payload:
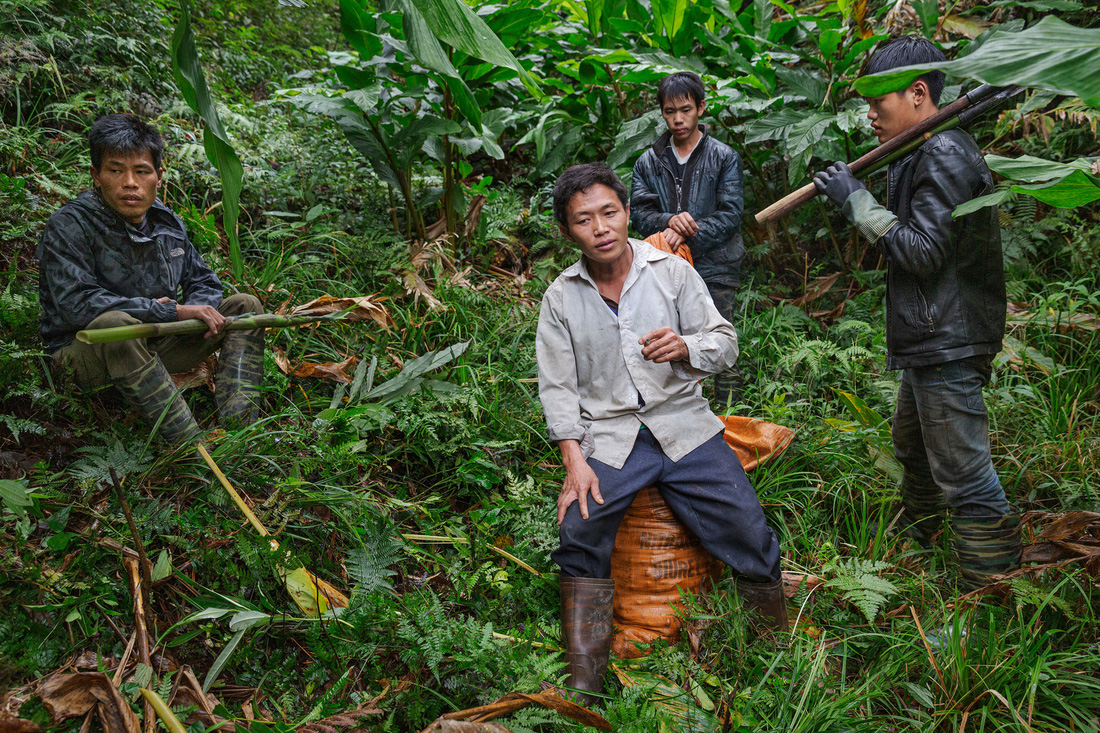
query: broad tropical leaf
953 155 1100 216
170 0 245 279
854 17 1100 107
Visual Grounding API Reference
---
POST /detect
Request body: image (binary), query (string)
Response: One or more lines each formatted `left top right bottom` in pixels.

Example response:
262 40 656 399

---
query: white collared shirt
536 239 739 469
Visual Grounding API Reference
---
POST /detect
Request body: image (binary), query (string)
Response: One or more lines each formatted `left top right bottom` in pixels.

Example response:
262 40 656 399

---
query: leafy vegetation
2 0 1099 731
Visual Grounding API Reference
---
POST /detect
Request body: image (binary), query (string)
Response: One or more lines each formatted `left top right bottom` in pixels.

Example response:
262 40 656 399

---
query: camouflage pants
52 294 262 388
705 281 742 412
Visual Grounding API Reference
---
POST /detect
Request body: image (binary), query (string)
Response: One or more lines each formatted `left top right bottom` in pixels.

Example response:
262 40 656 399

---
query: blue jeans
892 355 1009 517
552 429 781 582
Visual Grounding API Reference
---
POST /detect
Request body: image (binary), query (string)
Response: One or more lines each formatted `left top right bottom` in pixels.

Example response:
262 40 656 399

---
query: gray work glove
813 161 866 208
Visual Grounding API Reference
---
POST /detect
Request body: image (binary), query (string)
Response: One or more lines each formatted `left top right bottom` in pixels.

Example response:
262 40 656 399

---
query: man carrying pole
38 113 264 445
812 37 1018 589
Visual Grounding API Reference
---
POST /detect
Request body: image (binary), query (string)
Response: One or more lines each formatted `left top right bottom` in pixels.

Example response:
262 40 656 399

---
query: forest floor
3 2 1100 732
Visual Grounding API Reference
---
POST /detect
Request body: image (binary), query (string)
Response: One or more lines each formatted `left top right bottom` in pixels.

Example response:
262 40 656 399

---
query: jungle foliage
2 0 1100 731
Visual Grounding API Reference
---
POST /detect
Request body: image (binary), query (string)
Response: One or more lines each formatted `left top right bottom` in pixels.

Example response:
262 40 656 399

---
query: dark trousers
553 429 781 582
893 355 1010 517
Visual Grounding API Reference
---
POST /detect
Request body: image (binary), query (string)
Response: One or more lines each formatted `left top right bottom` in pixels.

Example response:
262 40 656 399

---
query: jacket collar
651 123 710 156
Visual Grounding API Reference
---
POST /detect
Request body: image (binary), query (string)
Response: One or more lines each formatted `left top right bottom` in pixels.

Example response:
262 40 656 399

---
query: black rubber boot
736 577 789 635
112 358 201 446
952 512 1022 591
560 577 614 707
214 329 265 427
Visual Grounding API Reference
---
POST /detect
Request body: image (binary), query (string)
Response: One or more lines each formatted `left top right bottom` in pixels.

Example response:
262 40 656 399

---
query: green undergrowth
3 1 1100 731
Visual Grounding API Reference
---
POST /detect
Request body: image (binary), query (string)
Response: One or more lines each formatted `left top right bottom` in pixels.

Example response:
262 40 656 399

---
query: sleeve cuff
547 423 594 459
149 300 178 323
843 189 898 243
671 333 732 381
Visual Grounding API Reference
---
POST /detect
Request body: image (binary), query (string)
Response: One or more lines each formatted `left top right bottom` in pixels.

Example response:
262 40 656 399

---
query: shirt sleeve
670 262 740 382
535 286 594 457
37 210 178 328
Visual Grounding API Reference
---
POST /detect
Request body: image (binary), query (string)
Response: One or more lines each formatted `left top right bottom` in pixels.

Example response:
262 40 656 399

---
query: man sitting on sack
536 162 786 704
38 113 264 446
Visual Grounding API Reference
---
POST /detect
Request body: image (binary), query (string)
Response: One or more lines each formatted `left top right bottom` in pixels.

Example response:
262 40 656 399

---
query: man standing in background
630 72 746 410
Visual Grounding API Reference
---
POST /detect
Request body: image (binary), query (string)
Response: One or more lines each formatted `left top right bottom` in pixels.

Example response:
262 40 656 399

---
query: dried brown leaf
38 673 139 733
171 356 216 392
437 688 609 730
297 707 381 733
273 347 358 384
791 272 841 307
290 294 392 328
422 722 514 733
0 713 42 733
1032 511 1100 542
403 270 445 311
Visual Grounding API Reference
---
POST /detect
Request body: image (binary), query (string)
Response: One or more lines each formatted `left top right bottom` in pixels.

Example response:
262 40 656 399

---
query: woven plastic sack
610 417 795 658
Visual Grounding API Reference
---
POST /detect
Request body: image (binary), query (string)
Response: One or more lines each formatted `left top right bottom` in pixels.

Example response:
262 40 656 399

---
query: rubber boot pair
736 577 789 635
560 577 614 707
952 513 1022 591
214 329 265 426
112 358 202 446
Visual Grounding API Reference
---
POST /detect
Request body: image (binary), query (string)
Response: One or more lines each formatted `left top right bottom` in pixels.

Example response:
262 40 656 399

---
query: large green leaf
399 0 482 127
854 17 1100 107
411 0 541 96
953 155 1100 216
170 0 245 280
652 0 688 44
607 109 663 169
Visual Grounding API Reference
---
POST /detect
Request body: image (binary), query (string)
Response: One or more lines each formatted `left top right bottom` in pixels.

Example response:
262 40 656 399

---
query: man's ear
559 223 574 242
89 166 101 188
697 100 707 116
908 79 930 108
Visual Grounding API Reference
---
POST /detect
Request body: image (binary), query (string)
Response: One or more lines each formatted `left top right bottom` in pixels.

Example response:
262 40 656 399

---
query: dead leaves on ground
290 294 392 328
421 686 609 733
273 347 358 384
38 673 139 733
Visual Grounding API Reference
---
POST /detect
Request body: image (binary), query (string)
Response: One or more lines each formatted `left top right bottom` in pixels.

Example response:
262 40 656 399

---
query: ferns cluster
823 555 899 624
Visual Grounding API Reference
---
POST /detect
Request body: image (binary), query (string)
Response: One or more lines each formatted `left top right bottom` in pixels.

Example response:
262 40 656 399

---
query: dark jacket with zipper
630 125 744 287
879 128 1005 370
37 189 223 353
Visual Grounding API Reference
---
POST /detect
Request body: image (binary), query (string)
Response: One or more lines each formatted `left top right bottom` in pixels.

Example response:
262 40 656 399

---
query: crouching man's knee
219 293 264 317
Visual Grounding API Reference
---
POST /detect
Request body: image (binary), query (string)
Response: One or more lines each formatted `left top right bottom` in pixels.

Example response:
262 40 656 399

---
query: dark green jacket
629 125 745 287
37 189 223 352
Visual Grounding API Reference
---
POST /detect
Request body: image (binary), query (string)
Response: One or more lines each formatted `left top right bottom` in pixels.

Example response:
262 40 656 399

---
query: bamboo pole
754 85 1024 224
75 311 346 345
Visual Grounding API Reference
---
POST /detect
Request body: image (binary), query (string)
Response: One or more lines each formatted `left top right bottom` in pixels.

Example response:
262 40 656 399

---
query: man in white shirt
537 163 784 704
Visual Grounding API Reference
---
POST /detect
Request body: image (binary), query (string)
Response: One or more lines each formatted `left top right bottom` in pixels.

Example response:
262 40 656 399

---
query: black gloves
813 161 866 207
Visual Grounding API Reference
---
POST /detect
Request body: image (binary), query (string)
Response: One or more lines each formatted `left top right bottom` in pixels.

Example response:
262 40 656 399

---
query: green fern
67 437 154 487
346 516 403 596
823 557 899 624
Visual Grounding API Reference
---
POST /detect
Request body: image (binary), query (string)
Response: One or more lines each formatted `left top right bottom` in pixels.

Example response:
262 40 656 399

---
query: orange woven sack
610 417 795 658
643 231 693 266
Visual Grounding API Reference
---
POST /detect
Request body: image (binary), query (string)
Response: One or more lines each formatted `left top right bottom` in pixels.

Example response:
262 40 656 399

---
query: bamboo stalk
75 310 345 345
754 84 1024 223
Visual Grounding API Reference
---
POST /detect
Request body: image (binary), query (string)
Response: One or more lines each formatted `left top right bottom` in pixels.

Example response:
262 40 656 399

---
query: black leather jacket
880 129 1005 370
630 125 744 287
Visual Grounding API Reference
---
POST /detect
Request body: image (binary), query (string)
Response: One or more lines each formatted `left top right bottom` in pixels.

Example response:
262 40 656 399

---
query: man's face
864 81 932 143
90 149 163 224
660 95 705 145
560 184 631 267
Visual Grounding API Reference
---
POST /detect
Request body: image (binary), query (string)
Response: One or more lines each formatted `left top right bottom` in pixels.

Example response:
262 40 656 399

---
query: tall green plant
170 0 245 280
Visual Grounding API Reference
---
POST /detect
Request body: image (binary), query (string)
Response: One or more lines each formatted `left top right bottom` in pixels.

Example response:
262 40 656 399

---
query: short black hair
864 36 947 106
657 72 706 109
88 114 165 170
552 162 629 227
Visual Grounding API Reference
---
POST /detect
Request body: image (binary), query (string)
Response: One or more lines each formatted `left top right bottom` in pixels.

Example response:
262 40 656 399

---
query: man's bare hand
661 227 684 247
156 296 174 304
557 460 603 524
177 304 226 339
639 327 689 363
668 212 699 238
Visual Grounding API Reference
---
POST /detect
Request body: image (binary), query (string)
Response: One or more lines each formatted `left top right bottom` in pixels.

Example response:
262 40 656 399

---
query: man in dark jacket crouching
814 37 1016 590
38 114 264 445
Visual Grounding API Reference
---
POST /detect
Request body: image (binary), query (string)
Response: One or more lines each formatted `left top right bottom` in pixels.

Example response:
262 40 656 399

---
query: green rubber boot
893 479 947 549
112 358 201 446
952 513 1022 591
215 329 265 427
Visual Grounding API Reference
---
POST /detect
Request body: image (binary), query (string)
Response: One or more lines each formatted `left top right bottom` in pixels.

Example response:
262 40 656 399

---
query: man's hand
558 456 603 524
661 227 685 248
177 304 227 339
813 161 866 208
668 212 699 238
639 327 689 363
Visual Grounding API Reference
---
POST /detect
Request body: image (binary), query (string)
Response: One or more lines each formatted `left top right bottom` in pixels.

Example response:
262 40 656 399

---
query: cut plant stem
401 533 543 576
75 311 347 345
